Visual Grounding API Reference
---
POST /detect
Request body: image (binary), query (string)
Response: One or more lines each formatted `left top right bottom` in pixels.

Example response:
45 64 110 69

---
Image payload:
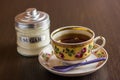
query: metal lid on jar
15 8 50 29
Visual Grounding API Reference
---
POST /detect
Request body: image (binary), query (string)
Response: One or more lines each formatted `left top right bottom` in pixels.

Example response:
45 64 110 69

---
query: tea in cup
51 26 106 64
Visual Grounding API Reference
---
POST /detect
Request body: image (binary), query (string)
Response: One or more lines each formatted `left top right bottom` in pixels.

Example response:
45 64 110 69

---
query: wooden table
0 0 120 80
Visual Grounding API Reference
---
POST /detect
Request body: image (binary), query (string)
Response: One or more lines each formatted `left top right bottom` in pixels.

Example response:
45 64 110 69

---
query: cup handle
92 36 106 53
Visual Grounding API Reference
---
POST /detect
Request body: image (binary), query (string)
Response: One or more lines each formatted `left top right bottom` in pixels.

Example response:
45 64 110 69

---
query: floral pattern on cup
75 47 86 58
54 44 93 60
54 46 75 58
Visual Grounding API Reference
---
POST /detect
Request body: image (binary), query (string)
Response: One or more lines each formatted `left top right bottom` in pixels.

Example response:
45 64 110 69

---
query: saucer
38 44 108 77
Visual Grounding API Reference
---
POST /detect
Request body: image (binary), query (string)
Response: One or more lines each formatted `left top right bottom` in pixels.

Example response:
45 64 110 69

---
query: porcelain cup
51 26 106 64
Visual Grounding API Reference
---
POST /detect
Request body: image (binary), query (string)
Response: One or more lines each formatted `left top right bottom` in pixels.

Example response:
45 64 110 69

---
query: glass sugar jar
15 8 50 56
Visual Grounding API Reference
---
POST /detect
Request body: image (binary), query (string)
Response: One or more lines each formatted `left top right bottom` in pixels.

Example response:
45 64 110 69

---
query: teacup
51 26 106 64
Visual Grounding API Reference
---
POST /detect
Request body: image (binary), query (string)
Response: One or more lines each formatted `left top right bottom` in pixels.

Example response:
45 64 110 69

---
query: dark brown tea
56 33 91 43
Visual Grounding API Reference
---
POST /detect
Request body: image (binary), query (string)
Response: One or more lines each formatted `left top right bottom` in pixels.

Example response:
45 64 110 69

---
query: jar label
18 36 46 43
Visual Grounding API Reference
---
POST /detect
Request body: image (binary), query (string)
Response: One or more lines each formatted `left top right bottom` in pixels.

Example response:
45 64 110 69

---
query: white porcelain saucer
38 44 108 77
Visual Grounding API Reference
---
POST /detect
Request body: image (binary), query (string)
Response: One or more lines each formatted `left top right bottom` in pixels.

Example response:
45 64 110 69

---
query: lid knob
25 8 40 20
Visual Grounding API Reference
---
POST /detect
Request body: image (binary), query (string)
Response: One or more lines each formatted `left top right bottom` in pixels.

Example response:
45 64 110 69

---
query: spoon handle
52 57 106 72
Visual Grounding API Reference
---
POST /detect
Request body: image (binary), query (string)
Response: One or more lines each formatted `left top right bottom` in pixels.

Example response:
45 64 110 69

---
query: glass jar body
15 27 50 56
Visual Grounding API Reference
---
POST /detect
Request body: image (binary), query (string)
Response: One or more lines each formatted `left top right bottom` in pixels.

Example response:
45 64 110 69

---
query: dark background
0 0 120 80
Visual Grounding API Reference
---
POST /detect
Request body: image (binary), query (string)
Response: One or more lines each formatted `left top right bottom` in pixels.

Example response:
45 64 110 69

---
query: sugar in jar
15 8 50 56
